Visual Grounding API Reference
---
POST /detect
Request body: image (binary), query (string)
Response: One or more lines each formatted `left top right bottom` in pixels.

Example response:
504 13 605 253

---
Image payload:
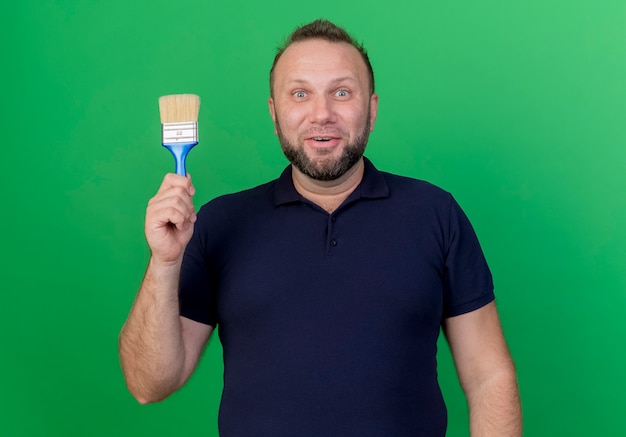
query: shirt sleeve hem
445 291 495 318
180 308 217 327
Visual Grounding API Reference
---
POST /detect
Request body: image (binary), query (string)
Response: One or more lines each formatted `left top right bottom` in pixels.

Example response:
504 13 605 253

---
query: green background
2 0 625 435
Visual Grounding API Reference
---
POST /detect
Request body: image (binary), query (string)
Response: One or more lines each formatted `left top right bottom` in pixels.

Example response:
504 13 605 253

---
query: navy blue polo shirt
180 157 494 436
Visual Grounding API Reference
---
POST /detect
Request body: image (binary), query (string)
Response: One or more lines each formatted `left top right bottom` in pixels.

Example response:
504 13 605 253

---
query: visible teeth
314 137 331 141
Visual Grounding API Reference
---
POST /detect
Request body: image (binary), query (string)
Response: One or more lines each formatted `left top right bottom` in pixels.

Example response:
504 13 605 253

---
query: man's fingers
148 183 196 223
162 207 192 232
157 173 196 197
148 188 195 212
187 173 195 195
147 197 196 228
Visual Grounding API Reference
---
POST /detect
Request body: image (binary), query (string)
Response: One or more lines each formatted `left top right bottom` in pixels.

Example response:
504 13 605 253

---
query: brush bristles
159 94 200 124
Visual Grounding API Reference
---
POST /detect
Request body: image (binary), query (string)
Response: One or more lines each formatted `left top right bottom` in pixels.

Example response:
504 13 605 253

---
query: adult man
119 19 522 436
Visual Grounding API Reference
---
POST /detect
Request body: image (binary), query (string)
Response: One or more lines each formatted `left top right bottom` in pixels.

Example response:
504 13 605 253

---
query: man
119 19 522 436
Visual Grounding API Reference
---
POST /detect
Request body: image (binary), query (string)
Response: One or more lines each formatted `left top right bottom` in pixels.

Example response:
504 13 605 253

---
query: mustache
301 128 347 137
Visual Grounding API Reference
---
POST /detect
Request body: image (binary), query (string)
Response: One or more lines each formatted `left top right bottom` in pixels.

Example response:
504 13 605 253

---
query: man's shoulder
361 157 453 207
200 178 277 213
380 170 453 204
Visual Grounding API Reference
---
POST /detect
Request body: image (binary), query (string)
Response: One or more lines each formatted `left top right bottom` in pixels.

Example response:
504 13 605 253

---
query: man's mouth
304 133 342 148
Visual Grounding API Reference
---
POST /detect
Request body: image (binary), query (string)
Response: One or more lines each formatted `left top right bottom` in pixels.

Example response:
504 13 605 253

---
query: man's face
269 39 378 181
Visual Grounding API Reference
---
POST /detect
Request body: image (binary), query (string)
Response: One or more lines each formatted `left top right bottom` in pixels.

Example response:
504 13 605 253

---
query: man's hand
145 173 197 265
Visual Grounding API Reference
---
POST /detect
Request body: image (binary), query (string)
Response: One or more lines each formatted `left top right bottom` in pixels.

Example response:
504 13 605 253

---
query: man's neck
291 158 365 214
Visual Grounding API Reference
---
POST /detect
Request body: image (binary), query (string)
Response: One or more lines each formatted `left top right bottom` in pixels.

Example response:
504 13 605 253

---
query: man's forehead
274 40 368 79
282 39 359 59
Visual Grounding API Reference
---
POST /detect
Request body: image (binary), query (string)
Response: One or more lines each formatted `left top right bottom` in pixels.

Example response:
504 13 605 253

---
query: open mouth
305 133 341 148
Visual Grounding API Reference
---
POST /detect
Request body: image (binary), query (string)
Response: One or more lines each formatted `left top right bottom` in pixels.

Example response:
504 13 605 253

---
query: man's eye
336 89 349 97
294 91 307 98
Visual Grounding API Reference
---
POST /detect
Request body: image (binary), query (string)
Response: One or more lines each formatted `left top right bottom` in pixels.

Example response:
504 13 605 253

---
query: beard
276 110 372 182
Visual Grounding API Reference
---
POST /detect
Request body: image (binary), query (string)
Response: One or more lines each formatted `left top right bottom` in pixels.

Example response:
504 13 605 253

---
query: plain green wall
2 1 625 435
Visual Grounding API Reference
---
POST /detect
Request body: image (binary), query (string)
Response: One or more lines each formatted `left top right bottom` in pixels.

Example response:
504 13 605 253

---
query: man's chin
298 155 363 181
280 134 366 181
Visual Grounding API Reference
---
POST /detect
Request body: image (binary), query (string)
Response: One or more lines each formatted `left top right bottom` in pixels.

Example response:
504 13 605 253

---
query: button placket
326 213 338 254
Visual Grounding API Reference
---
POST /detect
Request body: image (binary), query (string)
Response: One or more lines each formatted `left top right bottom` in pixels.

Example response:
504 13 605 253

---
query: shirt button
330 239 337 246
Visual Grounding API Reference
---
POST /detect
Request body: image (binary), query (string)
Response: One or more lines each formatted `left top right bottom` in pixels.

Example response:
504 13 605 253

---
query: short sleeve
179 204 219 326
442 196 495 317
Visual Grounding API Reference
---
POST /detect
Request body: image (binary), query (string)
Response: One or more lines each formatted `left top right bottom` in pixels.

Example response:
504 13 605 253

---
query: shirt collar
273 156 390 207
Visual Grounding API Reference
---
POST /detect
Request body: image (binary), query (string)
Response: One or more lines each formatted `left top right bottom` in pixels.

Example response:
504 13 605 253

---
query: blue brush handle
163 142 198 176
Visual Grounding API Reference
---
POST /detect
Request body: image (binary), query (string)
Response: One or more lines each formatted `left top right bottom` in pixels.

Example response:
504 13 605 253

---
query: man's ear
368 93 379 132
268 97 277 134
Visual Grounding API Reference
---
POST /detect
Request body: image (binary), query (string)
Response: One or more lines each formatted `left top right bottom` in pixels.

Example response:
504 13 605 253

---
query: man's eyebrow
330 76 357 84
284 76 358 86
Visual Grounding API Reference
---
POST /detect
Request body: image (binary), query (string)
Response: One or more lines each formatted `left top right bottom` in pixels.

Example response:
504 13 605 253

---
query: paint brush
158 94 200 176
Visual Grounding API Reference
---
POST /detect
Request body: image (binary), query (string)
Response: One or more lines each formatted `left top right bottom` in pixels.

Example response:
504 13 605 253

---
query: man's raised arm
118 174 212 404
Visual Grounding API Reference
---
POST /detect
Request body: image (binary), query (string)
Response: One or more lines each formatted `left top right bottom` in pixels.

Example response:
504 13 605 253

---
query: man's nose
308 95 336 124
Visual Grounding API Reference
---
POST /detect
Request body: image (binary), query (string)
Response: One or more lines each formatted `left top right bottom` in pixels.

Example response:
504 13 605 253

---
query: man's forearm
119 258 186 404
468 368 522 436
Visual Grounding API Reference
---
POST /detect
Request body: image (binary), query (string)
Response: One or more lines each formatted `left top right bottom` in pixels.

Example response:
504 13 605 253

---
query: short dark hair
269 19 375 96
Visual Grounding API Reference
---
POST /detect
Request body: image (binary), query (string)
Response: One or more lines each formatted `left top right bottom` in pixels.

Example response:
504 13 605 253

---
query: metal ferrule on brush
162 121 198 143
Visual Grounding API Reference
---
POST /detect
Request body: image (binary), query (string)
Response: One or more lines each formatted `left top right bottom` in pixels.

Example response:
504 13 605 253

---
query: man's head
268 19 378 182
270 19 375 98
